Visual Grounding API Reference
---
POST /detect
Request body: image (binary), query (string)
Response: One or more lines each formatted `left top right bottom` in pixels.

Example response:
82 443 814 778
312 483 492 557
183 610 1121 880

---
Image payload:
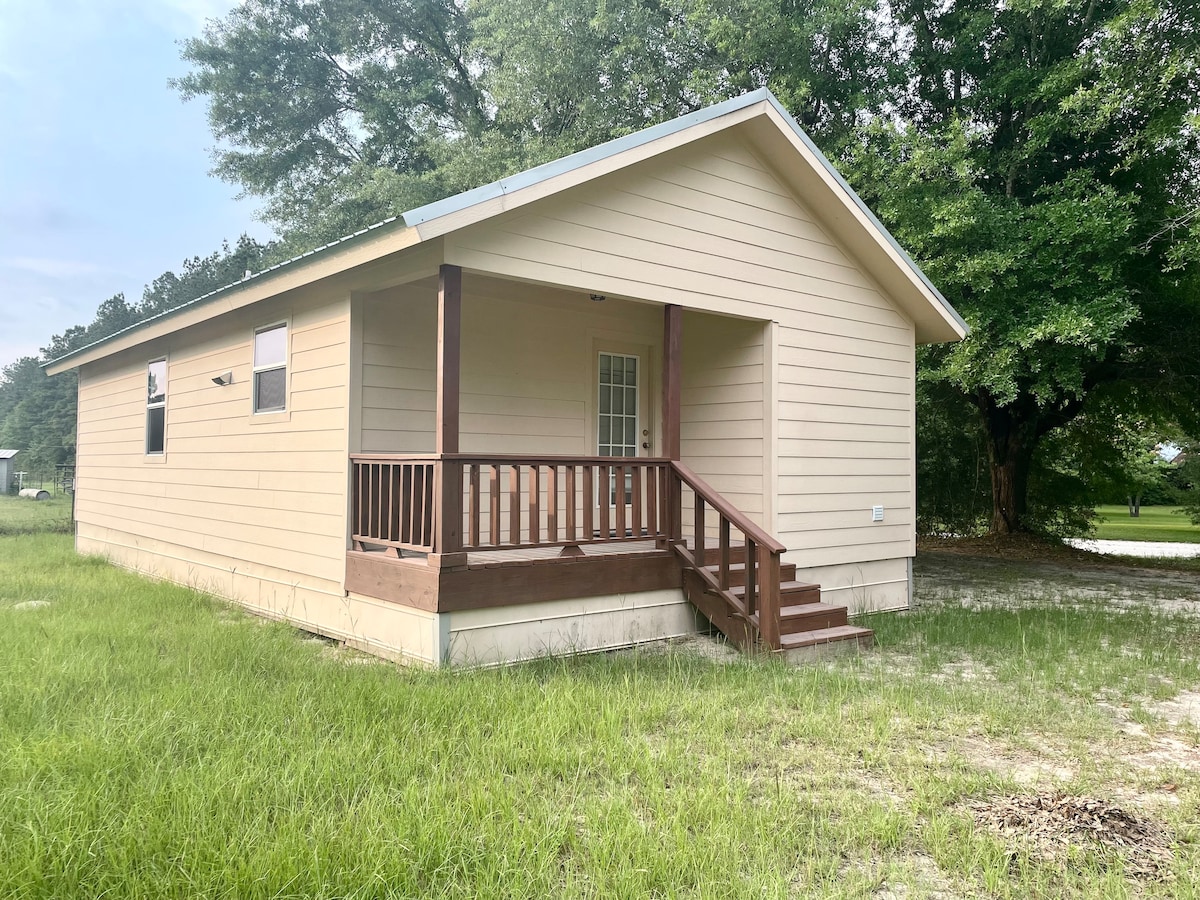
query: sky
0 0 274 368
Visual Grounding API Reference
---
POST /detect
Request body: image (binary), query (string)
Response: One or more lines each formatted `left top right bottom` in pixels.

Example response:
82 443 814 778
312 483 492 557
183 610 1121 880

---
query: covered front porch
341 265 871 665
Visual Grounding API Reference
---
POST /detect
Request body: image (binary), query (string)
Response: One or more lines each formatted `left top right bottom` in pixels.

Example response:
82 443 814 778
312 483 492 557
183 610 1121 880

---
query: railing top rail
671 460 787 553
352 452 669 465
444 453 670 465
350 453 439 462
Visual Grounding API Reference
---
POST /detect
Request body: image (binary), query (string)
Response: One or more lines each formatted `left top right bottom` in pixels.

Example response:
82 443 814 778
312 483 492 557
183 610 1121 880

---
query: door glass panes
598 352 638 509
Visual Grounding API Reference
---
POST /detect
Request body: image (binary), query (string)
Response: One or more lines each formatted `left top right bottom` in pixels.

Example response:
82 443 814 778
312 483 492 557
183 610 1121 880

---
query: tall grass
0 494 73 535
1 534 1199 897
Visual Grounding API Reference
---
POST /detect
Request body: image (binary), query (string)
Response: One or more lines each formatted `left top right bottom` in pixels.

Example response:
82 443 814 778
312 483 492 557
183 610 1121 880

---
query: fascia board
756 99 968 344
404 95 771 241
45 220 424 375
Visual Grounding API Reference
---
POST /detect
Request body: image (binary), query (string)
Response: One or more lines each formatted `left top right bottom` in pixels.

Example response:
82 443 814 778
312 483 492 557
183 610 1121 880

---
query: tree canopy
850 0 1200 532
11 0 1200 533
0 237 271 480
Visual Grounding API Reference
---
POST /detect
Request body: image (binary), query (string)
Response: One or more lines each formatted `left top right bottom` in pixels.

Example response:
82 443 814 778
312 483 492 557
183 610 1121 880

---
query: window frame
145 357 167 456
251 322 289 415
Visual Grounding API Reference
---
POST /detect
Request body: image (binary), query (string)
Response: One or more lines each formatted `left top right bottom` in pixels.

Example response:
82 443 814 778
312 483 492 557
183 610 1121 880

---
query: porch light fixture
212 372 234 386
590 293 606 302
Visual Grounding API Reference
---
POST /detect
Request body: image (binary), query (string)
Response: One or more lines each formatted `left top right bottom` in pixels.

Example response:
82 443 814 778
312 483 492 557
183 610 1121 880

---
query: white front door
596 350 643 511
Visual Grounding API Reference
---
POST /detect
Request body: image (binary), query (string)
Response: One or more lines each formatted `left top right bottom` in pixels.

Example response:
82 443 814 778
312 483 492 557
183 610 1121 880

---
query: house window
253 323 287 413
146 358 166 454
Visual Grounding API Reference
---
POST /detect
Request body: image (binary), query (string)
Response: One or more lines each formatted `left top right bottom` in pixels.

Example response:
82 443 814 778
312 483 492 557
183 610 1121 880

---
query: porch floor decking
345 540 681 614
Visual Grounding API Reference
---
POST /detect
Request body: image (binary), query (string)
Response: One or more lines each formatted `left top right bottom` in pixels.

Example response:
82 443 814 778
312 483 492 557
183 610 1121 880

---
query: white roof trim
46 88 965 373
403 91 774 226
399 88 966 339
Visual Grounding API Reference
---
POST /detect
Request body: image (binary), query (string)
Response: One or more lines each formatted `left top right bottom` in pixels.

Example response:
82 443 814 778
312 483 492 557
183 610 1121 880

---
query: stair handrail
669 461 786 649
670 462 786 553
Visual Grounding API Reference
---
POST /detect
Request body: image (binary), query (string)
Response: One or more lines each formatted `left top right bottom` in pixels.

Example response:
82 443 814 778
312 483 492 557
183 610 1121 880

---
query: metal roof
45 88 965 371
403 88 966 335
0 450 18 460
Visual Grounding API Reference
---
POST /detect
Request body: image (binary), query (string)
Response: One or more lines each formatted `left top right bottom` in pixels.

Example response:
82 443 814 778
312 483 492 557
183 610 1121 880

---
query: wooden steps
676 539 873 658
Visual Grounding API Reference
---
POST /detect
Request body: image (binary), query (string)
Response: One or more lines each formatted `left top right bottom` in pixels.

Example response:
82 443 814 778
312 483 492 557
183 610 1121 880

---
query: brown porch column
662 304 682 542
437 264 462 455
434 264 464 560
662 304 682 460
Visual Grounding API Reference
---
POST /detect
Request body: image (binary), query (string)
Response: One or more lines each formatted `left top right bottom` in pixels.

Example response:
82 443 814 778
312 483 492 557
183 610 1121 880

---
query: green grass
2 536 1200 897
1092 505 1200 544
0 494 73 536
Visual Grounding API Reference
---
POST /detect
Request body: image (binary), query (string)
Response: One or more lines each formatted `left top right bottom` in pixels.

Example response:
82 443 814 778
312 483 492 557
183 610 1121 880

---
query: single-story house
46 90 966 666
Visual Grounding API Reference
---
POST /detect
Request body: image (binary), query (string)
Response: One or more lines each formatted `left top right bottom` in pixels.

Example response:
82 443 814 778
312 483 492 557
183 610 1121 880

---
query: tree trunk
1128 493 1141 517
978 394 1038 534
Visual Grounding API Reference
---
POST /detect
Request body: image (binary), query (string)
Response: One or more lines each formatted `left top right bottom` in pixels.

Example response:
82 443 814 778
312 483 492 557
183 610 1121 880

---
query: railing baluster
547 465 558 544
399 465 411 544
664 465 680 542
389 464 401 542
422 463 435 547
528 464 540 545
370 463 381 541
759 543 782 650
744 536 757 618
489 464 501 547
582 465 594 538
693 494 706 565
468 464 480 548
614 464 626 538
509 464 521 546
631 465 642 537
379 464 390 542
719 517 731 591
354 462 364 538
598 464 610 539
646 463 658 538
565 466 576 542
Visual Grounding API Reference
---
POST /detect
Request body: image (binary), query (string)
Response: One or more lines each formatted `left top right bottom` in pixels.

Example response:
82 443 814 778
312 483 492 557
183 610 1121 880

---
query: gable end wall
443 131 917 610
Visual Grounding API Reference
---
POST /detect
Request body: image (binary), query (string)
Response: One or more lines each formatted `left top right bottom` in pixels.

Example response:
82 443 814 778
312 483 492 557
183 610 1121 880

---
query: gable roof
46 90 966 375
0 450 18 460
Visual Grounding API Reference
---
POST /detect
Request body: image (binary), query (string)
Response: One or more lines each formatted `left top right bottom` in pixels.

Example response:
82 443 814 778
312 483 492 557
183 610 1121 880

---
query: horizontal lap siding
360 278 661 456
681 313 764 522
75 293 351 593
361 288 437 452
445 131 916 578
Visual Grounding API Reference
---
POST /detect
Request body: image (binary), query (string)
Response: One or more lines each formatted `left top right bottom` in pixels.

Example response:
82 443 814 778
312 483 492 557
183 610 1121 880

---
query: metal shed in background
0 450 18 493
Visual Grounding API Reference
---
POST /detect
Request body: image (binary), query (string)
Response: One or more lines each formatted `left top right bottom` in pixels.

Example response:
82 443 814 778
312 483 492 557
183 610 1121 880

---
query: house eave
44 217 420 375
44 87 966 375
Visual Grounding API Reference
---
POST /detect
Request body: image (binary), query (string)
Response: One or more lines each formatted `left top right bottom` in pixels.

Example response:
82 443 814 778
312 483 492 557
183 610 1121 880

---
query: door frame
587 334 656 461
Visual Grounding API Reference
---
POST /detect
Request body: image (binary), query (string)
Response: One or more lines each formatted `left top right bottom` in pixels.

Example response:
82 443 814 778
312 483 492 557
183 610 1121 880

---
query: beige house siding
359 277 662 456
74 290 352 603
442 130 916 603
680 311 766 527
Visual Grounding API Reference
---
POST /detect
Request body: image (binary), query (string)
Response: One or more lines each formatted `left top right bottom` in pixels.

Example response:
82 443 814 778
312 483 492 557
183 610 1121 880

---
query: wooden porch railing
350 454 671 555
452 455 670 552
668 461 787 650
348 454 788 649
350 455 437 554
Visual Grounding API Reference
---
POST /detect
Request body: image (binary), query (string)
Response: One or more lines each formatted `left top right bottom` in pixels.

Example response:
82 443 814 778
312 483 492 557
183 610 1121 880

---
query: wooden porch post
662 304 683 543
434 264 464 562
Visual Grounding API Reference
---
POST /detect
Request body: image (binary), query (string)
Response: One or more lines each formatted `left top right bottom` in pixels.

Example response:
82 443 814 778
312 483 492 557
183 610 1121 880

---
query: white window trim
145 356 167 458
251 321 289 416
